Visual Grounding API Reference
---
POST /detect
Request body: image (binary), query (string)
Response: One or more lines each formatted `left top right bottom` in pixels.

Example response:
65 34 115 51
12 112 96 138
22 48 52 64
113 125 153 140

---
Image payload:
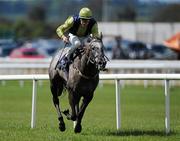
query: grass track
0 81 180 141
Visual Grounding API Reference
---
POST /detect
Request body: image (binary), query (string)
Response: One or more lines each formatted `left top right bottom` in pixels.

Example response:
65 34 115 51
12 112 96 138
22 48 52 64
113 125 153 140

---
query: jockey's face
80 19 90 27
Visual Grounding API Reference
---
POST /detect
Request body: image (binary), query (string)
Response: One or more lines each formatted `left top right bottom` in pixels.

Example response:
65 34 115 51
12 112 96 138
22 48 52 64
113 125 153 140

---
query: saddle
56 47 83 72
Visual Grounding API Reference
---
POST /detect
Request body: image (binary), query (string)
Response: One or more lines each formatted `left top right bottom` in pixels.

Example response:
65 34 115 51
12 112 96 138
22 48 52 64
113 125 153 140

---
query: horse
48 36 107 133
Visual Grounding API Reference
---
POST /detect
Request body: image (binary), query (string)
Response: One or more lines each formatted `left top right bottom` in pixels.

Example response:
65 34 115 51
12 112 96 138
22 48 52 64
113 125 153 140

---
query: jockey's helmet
79 7 92 19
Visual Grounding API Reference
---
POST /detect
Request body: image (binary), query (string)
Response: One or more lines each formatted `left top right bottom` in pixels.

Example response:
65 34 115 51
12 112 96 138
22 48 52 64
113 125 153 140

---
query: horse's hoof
74 123 82 133
59 122 66 132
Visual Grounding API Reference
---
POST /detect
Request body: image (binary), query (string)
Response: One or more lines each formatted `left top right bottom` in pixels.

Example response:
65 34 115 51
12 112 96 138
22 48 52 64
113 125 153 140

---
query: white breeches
69 33 87 48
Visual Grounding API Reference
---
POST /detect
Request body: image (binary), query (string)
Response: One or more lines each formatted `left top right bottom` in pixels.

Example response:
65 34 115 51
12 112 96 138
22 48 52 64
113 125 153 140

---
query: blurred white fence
1 58 180 74
1 58 180 86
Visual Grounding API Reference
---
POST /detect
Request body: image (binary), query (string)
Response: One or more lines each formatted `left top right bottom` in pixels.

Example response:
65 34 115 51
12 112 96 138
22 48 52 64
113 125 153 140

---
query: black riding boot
65 46 78 71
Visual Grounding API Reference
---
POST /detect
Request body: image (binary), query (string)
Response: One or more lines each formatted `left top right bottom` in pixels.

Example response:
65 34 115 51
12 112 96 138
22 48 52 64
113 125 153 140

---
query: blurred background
0 0 180 59
0 0 180 79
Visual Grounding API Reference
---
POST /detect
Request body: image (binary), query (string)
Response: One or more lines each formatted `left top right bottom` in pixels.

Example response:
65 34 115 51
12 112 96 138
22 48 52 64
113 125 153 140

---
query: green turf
0 81 180 141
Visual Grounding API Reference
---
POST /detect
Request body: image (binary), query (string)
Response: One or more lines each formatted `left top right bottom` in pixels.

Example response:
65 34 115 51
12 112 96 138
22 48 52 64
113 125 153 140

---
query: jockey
56 7 100 69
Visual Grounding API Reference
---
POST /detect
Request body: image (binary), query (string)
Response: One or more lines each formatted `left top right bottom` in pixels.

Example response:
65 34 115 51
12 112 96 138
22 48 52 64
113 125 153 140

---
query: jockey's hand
62 36 69 43
77 47 84 53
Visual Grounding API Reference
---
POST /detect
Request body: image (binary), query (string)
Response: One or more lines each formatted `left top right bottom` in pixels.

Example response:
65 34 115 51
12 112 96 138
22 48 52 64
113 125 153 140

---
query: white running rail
1 73 180 134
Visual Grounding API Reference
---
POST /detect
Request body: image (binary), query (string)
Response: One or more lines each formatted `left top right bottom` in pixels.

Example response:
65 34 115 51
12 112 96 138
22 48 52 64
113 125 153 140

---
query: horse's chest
77 83 94 93
68 78 98 94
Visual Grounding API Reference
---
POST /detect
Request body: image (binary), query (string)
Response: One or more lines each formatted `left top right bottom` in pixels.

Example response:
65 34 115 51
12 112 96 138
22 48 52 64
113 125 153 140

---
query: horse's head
85 37 108 71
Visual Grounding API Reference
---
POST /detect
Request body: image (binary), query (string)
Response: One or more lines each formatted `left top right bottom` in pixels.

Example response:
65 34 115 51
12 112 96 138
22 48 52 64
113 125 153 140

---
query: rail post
115 79 121 129
165 79 170 134
31 79 38 128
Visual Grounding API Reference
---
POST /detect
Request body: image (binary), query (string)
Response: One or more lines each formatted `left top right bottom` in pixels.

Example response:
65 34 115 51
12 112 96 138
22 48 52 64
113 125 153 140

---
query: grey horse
48 37 107 133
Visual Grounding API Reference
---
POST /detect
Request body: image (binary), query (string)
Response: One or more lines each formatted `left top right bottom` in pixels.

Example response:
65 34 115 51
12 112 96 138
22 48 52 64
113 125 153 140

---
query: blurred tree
13 20 55 39
87 0 103 21
28 5 46 22
31 22 54 38
118 5 137 21
13 5 55 39
152 4 180 22
0 18 14 38
30 22 45 38
13 20 32 40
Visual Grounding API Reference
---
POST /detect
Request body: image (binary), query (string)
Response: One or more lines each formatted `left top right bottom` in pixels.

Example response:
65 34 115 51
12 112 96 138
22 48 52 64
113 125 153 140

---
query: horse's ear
96 32 103 41
100 32 103 40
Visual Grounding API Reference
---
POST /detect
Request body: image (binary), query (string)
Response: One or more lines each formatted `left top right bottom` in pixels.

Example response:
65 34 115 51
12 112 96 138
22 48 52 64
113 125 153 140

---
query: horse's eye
92 47 96 51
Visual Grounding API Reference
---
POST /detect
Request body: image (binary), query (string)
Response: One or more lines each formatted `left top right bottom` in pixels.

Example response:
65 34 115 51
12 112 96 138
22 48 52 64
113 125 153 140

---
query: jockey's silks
69 15 96 36
56 15 100 38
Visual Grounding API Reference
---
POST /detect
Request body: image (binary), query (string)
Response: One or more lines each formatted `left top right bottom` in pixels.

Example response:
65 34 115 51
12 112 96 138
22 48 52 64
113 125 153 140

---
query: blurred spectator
112 35 125 59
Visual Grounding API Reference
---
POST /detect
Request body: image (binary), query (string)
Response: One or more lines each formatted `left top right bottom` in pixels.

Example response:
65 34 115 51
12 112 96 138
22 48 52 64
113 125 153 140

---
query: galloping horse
48 36 107 133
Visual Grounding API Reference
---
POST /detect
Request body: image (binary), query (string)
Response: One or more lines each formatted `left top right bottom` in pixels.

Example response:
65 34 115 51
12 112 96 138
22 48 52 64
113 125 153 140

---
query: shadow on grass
107 130 175 136
87 129 176 137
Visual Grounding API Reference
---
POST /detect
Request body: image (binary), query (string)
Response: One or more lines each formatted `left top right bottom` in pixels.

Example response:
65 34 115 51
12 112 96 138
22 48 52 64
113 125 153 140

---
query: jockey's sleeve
91 23 100 38
56 16 74 38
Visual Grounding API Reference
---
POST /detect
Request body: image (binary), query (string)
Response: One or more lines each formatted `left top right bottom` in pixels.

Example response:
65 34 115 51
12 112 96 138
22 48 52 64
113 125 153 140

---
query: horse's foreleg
66 92 80 121
64 91 81 121
75 103 79 117
74 94 93 133
51 84 65 132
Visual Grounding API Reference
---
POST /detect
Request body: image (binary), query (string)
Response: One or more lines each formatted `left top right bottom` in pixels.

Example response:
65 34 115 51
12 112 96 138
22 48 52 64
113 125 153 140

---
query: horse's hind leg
50 82 65 132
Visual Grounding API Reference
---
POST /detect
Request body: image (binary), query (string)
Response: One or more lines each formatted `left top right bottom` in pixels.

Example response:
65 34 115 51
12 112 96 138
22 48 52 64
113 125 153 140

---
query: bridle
86 38 108 70
73 38 108 79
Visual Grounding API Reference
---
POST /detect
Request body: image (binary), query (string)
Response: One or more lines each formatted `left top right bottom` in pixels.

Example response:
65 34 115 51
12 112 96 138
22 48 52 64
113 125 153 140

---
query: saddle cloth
56 54 68 71
56 46 83 71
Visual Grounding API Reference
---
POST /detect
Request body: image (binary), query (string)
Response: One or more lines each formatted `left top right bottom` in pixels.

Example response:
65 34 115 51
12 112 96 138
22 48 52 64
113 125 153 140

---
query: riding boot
65 46 78 71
